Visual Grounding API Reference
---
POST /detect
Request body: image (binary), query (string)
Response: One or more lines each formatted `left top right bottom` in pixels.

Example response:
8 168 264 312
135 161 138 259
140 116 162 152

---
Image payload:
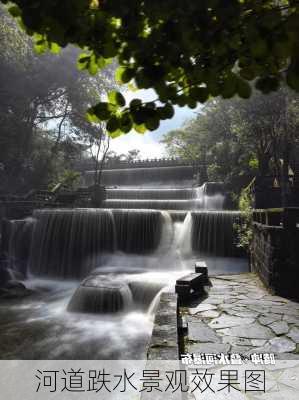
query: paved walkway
184 273 299 358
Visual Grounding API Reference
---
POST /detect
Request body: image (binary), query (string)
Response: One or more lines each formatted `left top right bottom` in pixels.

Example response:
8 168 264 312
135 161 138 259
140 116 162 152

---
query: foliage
0 6 116 193
2 0 299 136
235 183 254 251
162 87 299 202
57 169 81 190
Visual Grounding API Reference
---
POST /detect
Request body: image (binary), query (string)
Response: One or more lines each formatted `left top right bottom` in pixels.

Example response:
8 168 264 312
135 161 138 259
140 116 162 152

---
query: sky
108 89 199 158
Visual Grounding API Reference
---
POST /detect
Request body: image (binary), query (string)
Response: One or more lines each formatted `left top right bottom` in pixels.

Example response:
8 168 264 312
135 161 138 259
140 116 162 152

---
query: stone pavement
183 273 299 358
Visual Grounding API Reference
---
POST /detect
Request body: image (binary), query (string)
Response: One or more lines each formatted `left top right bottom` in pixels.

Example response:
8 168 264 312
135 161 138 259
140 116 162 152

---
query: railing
75 157 200 171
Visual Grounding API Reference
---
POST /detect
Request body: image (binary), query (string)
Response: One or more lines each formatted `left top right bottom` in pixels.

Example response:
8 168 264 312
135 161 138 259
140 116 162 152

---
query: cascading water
28 208 162 278
0 174 249 359
191 211 244 257
1 217 34 277
83 165 195 187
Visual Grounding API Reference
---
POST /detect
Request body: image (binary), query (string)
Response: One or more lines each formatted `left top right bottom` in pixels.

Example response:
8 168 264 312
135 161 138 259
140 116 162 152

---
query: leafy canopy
2 0 299 137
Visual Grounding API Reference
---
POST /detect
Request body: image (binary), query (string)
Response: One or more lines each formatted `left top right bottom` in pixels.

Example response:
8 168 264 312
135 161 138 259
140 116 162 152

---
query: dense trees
162 87 299 203
1 0 299 136
0 6 115 193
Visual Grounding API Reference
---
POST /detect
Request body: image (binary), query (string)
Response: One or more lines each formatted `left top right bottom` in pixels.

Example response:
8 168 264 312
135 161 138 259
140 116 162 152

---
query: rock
188 321 221 343
201 297 225 305
248 305 270 314
269 321 289 335
0 284 32 299
287 327 299 343
189 304 217 315
230 345 253 354
226 309 259 318
263 295 288 303
259 314 282 326
4 280 26 290
283 315 299 325
222 336 252 346
268 337 297 353
208 315 255 330
217 323 275 339
198 310 220 319
251 339 267 347
188 342 230 354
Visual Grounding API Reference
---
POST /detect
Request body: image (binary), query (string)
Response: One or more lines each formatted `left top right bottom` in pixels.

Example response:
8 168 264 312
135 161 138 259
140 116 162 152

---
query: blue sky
109 89 199 158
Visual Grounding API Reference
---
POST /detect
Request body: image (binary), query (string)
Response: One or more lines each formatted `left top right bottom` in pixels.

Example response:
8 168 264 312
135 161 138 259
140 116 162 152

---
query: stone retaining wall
251 208 299 300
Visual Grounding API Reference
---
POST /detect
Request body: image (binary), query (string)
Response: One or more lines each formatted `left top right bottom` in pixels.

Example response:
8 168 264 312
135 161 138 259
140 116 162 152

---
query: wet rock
226 309 259 318
269 321 289 335
198 310 220 319
188 321 221 343
189 304 217 315
230 345 253 354
4 280 26 290
222 336 252 346
259 314 282 326
0 280 32 299
251 339 268 347
287 327 299 343
208 315 255 330
188 342 230 354
283 315 299 325
218 323 275 339
268 337 297 353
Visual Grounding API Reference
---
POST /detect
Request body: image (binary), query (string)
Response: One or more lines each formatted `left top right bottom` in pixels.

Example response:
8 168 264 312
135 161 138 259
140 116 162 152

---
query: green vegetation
1 0 299 136
0 6 116 194
235 183 254 251
162 87 299 205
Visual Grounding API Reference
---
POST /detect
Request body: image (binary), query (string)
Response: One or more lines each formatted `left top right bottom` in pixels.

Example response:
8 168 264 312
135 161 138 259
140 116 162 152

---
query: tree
162 87 299 203
1 0 299 137
0 5 116 193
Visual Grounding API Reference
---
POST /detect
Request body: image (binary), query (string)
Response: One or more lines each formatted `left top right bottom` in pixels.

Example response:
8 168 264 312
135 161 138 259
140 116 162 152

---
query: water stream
0 182 248 359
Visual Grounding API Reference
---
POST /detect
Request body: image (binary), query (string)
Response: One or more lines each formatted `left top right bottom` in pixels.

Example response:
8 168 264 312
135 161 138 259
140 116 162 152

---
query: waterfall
191 211 244 257
83 165 195 187
177 212 193 256
102 199 202 210
106 188 196 200
195 183 225 210
1 217 34 277
28 208 163 278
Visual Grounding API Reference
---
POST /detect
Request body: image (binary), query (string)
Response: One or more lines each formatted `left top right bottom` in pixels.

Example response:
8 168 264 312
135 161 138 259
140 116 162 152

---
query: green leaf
49 42 61 54
120 113 133 133
90 102 112 121
115 67 135 84
251 39 268 58
86 111 100 123
237 79 252 99
130 99 142 109
108 90 126 107
88 54 98 75
133 124 147 134
159 103 174 120
77 54 91 71
107 116 120 133
8 5 21 17
145 117 160 131
190 87 209 103
109 129 123 138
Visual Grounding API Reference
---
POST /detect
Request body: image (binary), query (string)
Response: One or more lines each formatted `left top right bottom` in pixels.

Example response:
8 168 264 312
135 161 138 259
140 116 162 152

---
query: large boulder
68 275 133 314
